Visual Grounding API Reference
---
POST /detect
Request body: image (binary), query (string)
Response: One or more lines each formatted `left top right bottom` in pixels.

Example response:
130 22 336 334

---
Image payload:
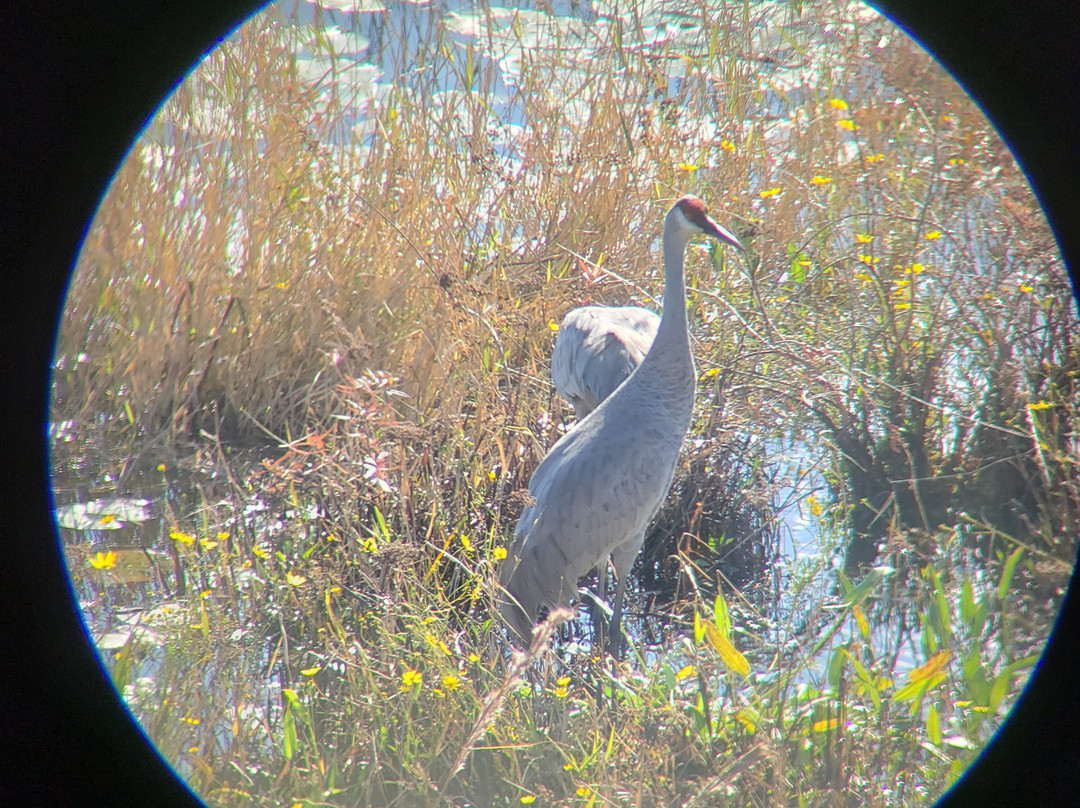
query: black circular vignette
1 1 1077 806
2 4 265 806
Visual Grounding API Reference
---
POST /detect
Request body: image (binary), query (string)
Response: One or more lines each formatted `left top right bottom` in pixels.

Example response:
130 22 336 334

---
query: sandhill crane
500 195 744 655
551 306 658 642
552 305 660 419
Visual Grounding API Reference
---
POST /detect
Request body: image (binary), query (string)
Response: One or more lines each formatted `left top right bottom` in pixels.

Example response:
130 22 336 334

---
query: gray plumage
500 196 744 654
552 305 660 419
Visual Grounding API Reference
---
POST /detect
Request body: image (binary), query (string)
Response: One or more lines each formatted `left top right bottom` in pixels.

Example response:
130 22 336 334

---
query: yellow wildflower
170 530 195 545
426 634 452 656
89 551 117 570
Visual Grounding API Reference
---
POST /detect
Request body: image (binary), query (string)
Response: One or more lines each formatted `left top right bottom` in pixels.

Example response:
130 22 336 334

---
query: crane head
670 195 744 252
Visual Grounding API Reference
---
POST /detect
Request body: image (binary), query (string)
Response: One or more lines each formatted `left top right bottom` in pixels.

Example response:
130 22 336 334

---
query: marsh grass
53 1 1077 805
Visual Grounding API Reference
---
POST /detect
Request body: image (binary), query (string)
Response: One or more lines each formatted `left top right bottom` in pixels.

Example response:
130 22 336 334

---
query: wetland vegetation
51 1 1077 805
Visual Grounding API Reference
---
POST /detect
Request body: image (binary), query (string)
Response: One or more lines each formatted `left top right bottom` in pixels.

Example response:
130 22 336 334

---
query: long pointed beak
704 215 745 252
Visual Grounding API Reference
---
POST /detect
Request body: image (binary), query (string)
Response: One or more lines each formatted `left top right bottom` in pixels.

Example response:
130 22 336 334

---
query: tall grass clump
53 1 1076 806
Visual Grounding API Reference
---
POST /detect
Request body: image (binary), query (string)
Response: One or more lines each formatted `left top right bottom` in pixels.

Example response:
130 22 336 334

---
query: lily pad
55 498 152 531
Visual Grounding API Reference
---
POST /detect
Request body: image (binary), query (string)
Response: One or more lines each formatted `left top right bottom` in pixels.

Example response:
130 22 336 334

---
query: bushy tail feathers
497 588 534 647
497 507 539 646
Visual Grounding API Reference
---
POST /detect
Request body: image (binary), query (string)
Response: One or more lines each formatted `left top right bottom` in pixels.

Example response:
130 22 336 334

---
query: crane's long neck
650 220 692 357
630 215 696 429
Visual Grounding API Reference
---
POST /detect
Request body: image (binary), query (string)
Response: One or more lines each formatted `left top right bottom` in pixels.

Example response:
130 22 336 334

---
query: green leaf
934 584 953 644
892 671 944 704
837 568 854 601
843 649 881 709
970 595 989 638
713 591 731 638
790 253 807 284
963 648 991 705
827 647 846 690
959 577 975 626
373 506 390 542
282 701 296 760
927 702 942 745
1008 654 1041 673
920 612 938 656
842 565 894 607
998 547 1024 602
686 701 708 737
990 654 1040 710
988 668 1011 712
664 663 676 696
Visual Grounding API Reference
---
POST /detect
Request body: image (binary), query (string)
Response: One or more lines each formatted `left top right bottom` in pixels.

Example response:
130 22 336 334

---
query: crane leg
608 573 627 657
607 535 643 657
594 562 609 650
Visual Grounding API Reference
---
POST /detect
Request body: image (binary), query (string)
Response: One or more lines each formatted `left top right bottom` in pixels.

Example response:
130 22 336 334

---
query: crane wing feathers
552 306 659 411
504 405 680 615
